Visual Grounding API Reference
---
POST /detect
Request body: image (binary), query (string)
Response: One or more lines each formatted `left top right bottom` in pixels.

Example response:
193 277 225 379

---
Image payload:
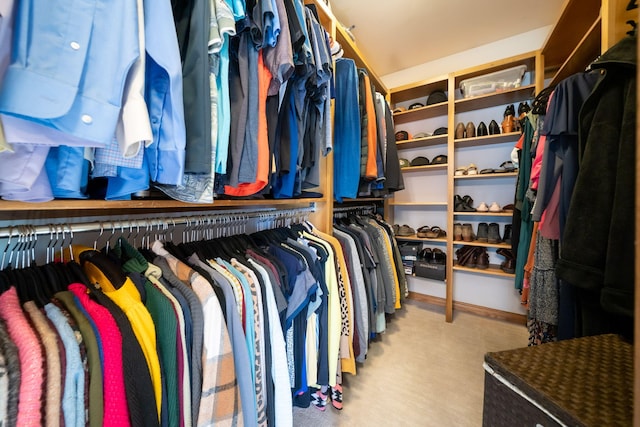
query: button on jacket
0 0 138 145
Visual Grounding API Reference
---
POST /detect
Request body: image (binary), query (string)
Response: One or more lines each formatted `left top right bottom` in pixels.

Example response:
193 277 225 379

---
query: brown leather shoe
497 248 515 273
453 223 463 241
501 115 515 133
465 122 475 138
455 122 466 139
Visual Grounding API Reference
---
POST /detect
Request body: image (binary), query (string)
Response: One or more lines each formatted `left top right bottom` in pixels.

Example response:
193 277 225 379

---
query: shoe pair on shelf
394 224 415 237
454 195 476 212
476 222 502 243
455 245 489 269
416 226 447 239
455 163 478 176
455 121 500 139
502 102 530 134
475 202 502 213
453 223 475 241
418 247 446 265
479 160 518 174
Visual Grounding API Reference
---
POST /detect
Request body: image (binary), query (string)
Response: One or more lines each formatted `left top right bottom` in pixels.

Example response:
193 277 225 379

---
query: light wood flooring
292 298 528 426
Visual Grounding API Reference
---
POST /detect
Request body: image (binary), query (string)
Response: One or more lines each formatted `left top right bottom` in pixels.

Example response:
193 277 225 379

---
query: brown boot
501 115 515 133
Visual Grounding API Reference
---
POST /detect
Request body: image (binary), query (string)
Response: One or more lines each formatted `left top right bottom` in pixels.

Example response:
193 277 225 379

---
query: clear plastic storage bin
459 65 527 98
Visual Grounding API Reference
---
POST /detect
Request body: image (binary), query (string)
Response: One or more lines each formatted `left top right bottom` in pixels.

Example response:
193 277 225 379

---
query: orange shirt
224 50 271 196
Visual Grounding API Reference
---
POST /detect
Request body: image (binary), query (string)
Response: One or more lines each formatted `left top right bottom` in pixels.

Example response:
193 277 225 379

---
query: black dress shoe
518 102 531 116
488 120 500 135
504 104 515 117
477 121 488 136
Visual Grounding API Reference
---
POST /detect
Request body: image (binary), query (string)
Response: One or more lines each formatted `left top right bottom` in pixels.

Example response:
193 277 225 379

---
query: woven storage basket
482 334 633 426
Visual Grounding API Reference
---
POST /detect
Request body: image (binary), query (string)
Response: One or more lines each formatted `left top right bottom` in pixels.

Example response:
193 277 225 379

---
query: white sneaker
476 202 489 212
489 202 501 212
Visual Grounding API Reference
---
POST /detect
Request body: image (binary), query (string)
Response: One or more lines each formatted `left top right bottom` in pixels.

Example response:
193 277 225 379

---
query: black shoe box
414 260 446 281
399 242 422 261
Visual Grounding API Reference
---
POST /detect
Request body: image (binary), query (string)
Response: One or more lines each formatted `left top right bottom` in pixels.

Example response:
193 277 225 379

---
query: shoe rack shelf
397 236 447 244
453 84 536 114
389 202 447 207
385 50 541 322
453 132 522 148
396 134 448 150
453 212 513 217
453 172 518 180
453 241 511 249
453 264 515 278
400 164 447 173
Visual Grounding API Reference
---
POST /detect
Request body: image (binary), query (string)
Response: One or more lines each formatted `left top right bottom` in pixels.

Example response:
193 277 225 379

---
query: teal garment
145 281 179 427
514 118 536 290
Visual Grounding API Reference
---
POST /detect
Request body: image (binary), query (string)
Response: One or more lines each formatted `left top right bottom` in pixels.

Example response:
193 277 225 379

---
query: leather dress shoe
502 115 515 133
465 122 476 138
477 121 488 136
455 122 466 139
517 102 531 118
488 120 500 135
453 223 463 241
504 104 515 117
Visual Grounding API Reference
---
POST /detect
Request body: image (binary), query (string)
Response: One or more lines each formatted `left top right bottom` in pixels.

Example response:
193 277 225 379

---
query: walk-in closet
0 0 637 425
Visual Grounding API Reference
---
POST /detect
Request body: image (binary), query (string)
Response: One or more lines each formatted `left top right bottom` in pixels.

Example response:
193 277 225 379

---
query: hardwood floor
292 298 528 426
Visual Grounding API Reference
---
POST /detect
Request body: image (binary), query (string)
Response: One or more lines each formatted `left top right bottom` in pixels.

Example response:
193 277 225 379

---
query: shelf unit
386 51 541 322
541 0 637 87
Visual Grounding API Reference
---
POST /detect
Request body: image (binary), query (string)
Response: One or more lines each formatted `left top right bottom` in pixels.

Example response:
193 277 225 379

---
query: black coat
556 34 636 328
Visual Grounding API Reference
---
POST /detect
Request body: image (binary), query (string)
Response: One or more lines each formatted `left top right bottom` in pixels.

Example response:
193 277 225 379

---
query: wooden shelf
453 211 513 217
453 264 515 278
454 171 518 180
396 134 448 150
453 51 537 84
0 198 320 220
547 16 602 87
396 236 447 244
452 240 512 249
388 202 448 207
541 0 602 67
389 76 449 103
337 198 386 203
454 84 536 113
453 131 521 148
400 164 448 173
393 102 448 124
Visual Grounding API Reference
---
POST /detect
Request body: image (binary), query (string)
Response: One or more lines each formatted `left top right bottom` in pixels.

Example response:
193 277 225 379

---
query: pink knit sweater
69 284 131 427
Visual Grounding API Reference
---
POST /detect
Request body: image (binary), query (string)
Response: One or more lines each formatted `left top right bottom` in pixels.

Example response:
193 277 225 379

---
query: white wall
381 26 552 89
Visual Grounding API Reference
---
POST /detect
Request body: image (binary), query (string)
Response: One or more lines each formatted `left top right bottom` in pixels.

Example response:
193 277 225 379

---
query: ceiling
327 0 566 77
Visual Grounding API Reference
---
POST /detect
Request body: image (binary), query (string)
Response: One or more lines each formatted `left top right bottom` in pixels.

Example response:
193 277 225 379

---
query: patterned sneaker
330 384 343 410
311 390 328 411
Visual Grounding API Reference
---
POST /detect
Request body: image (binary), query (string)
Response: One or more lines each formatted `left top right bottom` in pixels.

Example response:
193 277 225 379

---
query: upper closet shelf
541 0 602 67
454 84 536 113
